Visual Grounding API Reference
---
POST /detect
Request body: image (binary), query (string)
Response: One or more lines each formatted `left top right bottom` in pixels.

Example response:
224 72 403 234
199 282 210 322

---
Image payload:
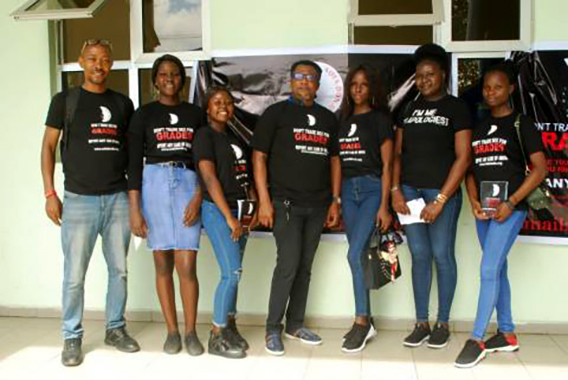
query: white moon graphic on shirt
488 124 498 136
247 203 254 214
307 114 316 126
169 113 179 125
231 144 243 160
492 184 501 197
348 123 357 137
100 106 112 123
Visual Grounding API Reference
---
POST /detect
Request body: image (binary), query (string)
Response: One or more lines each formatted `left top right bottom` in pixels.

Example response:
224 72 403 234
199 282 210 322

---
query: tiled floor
0 317 567 380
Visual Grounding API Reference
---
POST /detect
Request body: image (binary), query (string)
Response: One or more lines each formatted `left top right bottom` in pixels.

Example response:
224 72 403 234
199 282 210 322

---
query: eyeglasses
81 39 113 54
291 72 318 82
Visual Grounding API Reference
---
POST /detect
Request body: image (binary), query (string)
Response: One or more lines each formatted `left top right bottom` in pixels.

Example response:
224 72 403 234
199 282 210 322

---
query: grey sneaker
61 338 83 367
265 333 285 356
226 319 249 351
208 329 246 359
104 327 140 353
163 332 182 354
403 323 431 347
284 327 322 346
185 331 204 356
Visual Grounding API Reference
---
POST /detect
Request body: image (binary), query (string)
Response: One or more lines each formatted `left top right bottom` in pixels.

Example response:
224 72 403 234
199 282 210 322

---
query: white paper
397 198 426 225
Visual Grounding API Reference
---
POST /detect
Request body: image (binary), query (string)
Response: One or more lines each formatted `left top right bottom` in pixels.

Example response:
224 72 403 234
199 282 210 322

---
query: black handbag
363 228 403 290
513 114 553 211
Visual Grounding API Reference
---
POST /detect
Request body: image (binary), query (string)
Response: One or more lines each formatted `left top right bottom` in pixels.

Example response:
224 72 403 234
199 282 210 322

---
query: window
11 0 109 20
349 0 443 45
441 0 531 52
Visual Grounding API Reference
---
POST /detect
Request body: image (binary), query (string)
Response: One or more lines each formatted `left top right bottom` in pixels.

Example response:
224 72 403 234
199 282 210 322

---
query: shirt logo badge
307 114 316 126
231 144 243 160
348 123 357 137
169 113 179 125
487 124 498 136
100 106 112 123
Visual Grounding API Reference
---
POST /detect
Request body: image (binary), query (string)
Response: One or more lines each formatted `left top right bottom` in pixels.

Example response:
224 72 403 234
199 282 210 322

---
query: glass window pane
138 68 193 106
62 70 129 96
143 0 202 53
354 26 433 45
359 0 432 15
28 0 97 11
452 0 520 41
62 0 130 63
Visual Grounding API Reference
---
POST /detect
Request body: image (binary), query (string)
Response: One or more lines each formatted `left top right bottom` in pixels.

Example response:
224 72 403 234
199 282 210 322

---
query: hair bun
414 43 449 72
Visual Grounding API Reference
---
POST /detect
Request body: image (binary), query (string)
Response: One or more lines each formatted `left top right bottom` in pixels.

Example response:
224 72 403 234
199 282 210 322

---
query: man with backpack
41 39 139 367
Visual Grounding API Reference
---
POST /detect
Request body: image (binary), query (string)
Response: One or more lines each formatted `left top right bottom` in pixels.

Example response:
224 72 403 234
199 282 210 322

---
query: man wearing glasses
252 60 341 355
41 39 140 366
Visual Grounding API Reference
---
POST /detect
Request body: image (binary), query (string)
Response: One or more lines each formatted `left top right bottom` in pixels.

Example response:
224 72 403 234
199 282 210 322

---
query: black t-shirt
398 95 472 189
45 88 134 195
127 101 203 190
193 126 250 208
251 100 339 207
337 110 394 178
472 112 544 209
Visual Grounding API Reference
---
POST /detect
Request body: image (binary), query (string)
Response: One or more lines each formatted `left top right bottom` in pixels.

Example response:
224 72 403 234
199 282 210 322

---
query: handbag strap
512 113 531 174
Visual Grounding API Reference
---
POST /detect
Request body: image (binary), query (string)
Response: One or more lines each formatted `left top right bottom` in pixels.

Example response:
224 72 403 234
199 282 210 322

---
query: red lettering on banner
542 132 568 151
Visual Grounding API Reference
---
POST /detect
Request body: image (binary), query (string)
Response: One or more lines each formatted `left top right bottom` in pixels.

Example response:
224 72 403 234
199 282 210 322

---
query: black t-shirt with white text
472 112 544 209
338 110 393 178
127 101 203 190
398 95 472 189
45 88 134 195
193 126 250 208
251 100 339 207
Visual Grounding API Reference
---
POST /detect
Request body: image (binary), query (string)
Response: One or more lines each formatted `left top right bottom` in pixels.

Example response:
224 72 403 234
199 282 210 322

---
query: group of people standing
41 39 547 369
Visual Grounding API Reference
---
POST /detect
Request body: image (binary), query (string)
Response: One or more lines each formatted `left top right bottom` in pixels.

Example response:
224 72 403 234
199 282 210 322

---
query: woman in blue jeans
193 86 257 359
392 44 472 348
337 64 394 353
455 64 547 368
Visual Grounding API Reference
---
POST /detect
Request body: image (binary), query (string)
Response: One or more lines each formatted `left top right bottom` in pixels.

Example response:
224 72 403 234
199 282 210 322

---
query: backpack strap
62 87 81 152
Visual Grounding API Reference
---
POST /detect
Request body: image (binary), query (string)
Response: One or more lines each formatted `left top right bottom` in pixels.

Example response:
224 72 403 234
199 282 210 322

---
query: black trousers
266 201 327 334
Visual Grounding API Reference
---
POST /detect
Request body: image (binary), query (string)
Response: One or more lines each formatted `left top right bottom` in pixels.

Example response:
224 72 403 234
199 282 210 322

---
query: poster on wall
511 51 568 239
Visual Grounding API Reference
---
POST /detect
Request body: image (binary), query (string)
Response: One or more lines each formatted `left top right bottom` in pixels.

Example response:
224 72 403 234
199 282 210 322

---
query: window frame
349 0 444 27
11 0 110 21
440 0 532 53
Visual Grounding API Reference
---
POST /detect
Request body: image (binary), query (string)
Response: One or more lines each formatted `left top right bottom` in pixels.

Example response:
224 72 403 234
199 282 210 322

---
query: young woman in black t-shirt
127 55 204 356
337 64 394 353
392 44 472 348
455 64 547 368
193 86 257 359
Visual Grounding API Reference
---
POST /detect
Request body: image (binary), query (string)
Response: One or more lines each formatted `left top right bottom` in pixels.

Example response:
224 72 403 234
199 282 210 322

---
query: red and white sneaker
485 331 519 353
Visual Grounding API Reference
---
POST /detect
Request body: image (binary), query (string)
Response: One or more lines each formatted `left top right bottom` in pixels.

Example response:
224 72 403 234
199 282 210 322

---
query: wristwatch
332 196 341 205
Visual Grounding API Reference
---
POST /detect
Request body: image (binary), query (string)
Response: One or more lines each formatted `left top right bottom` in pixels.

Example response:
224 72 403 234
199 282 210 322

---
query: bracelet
390 186 400 192
434 193 448 205
45 189 57 199
504 200 515 210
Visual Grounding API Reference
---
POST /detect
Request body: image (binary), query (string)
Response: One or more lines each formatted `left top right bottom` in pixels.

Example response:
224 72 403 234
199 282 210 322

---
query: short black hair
414 43 449 74
151 54 186 87
290 60 322 80
483 61 516 84
202 85 235 111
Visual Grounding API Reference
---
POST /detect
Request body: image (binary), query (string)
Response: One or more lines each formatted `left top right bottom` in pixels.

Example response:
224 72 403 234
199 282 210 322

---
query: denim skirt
141 164 201 251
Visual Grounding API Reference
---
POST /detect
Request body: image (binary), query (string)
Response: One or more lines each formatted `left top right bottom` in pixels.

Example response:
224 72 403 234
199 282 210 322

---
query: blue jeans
61 191 131 340
341 175 383 316
202 201 248 327
472 210 527 340
402 185 462 323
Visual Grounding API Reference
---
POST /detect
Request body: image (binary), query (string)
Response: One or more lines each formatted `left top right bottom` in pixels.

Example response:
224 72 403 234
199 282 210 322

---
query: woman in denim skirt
337 64 394 353
127 54 204 355
193 86 257 359
392 44 472 348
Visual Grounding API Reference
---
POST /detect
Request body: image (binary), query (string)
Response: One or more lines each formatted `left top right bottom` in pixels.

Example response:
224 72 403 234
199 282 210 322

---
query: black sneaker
403 323 431 347
427 323 450 348
163 332 182 354
208 329 246 359
226 319 249 351
185 331 204 356
485 331 519 353
61 338 83 367
455 339 486 368
342 317 375 343
341 323 377 353
104 327 140 353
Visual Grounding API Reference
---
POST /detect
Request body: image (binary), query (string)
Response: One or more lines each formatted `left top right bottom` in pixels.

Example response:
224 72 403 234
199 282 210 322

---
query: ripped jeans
202 200 248 327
